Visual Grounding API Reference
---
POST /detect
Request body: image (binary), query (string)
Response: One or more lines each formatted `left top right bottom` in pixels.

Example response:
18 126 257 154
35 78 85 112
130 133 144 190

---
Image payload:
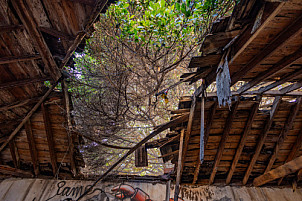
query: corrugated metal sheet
0 178 302 201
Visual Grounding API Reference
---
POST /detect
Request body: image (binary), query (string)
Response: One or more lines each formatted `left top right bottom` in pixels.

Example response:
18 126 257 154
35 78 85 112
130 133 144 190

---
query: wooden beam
41 103 58 176
11 1 61 80
192 101 217 184
0 96 41 112
209 100 240 184
0 55 41 65
0 77 51 90
62 80 77 176
25 120 39 176
174 129 185 201
0 165 33 178
8 140 20 169
0 80 60 153
0 25 24 33
226 99 261 184
265 98 302 173
278 129 302 185
254 155 302 187
243 96 281 185
279 81 302 94
231 13 302 86
39 27 75 41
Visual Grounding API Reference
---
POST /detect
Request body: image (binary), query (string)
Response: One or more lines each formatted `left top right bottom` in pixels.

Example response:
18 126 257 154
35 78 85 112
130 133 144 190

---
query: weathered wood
278 129 302 185
25 120 39 176
243 96 281 185
226 100 261 184
265 98 302 173
39 27 75 41
279 81 302 94
0 25 24 33
0 97 41 112
231 12 302 86
209 100 239 184
68 0 96 6
0 55 41 65
254 155 302 187
41 103 58 176
0 77 51 90
175 129 185 201
8 140 20 169
135 145 148 167
11 1 61 80
0 165 33 178
62 80 77 176
0 80 60 153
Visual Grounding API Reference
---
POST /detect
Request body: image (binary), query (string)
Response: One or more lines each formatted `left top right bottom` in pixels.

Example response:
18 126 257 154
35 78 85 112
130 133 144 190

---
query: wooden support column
41 103 58 176
278 129 302 185
11 1 61 80
265 98 302 173
62 80 77 176
254 155 302 187
226 99 261 184
0 55 41 65
8 140 20 168
25 120 39 176
192 101 217 184
209 100 240 184
243 96 281 185
174 129 185 201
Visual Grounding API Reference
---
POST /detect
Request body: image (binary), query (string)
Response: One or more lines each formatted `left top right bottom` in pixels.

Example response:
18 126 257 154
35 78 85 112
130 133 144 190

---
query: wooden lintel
254 155 302 187
41 103 58 176
8 140 20 169
0 55 41 65
226 100 261 184
0 25 24 33
0 165 33 178
0 96 41 112
265 98 302 173
0 77 51 90
25 120 39 176
278 129 302 185
174 129 185 201
231 3 298 85
243 96 281 185
11 1 61 80
192 101 217 184
209 100 239 184
39 27 75 41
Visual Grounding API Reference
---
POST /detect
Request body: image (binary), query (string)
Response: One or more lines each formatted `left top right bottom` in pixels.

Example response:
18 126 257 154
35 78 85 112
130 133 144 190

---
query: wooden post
174 129 185 201
200 86 205 164
25 120 39 176
8 140 20 169
166 180 171 201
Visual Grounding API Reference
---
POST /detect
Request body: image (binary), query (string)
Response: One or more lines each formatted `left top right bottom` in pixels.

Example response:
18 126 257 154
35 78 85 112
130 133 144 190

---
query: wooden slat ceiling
0 0 110 178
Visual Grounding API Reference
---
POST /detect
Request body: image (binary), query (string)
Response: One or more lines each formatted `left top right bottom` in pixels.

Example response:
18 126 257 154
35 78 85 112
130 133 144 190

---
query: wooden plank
279 81 302 94
39 27 75 41
254 155 302 187
265 98 302 173
11 1 61 80
0 55 41 65
0 97 41 112
174 129 185 201
8 140 20 169
278 129 302 185
25 120 39 176
243 96 281 185
0 77 51 90
0 165 33 178
231 13 302 86
41 103 58 176
62 80 76 176
0 80 60 153
209 100 239 184
68 0 96 6
0 25 24 33
226 100 261 184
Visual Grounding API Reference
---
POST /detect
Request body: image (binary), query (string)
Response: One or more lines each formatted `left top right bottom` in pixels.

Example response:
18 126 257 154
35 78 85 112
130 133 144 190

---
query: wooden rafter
39 27 75 41
41 103 58 176
8 140 20 169
254 155 302 187
279 81 302 94
0 96 41 112
174 129 185 201
0 165 33 178
242 96 281 185
0 25 24 33
226 99 261 184
265 98 302 173
231 8 302 86
0 55 41 65
209 100 240 184
192 101 217 184
11 1 61 80
25 120 39 176
278 129 302 185
0 77 51 90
